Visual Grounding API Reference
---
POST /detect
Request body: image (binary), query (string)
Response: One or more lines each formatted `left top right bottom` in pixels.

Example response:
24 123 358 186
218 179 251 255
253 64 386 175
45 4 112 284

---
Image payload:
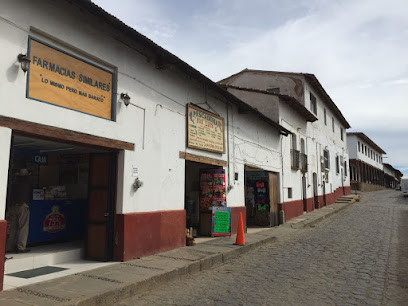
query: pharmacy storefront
0 35 134 289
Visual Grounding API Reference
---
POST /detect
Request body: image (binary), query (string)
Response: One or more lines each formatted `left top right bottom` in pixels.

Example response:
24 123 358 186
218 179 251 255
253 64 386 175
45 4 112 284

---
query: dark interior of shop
6 135 105 251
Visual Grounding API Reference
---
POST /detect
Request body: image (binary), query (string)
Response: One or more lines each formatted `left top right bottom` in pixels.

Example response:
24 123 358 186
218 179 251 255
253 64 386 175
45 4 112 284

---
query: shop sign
27 37 114 120
211 207 231 237
187 104 225 153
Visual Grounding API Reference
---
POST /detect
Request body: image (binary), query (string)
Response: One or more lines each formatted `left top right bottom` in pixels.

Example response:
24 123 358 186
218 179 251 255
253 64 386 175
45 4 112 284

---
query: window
288 188 293 199
310 93 317 115
336 156 340 174
267 87 280 94
340 128 344 141
300 138 307 172
324 108 327 125
292 134 297 150
323 149 330 169
344 161 348 176
332 117 335 132
358 141 360 152
291 134 300 169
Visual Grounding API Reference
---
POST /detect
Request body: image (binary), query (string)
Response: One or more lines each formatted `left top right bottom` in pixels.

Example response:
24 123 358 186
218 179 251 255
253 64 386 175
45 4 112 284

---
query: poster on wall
27 37 114 120
211 207 231 237
186 104 225 153
199 169 226 212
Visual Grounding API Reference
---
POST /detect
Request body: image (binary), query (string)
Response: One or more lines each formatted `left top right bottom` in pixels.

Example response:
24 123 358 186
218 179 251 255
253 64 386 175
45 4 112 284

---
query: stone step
5 241 83 274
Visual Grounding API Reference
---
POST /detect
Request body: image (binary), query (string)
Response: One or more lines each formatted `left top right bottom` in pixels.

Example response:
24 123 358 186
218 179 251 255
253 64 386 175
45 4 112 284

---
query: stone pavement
119 190 408 305
0 195 358 306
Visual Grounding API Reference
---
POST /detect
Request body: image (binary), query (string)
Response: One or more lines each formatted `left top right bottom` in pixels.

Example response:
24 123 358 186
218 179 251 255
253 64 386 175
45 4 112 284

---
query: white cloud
92 0 408 174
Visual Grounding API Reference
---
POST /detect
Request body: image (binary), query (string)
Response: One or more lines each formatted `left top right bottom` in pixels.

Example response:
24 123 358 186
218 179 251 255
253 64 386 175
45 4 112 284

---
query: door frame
269 172 279 227
313 172 318 209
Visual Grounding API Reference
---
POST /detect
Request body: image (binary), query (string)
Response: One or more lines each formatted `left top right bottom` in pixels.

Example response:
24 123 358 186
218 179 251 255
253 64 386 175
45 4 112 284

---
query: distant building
383 163 403 189
347 132 386 191
219 69 351 222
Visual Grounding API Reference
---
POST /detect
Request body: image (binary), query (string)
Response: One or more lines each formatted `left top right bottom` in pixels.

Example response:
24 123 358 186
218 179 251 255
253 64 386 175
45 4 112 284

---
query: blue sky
93 0 408 176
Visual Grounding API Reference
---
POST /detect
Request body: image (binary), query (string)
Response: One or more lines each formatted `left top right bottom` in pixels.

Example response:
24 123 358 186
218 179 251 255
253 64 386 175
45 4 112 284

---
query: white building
0 0 293 289
219 69 352 220
347 132 387 190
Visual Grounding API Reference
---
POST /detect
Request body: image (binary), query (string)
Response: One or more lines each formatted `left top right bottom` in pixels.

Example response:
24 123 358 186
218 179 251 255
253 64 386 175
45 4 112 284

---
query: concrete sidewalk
0 195 359 306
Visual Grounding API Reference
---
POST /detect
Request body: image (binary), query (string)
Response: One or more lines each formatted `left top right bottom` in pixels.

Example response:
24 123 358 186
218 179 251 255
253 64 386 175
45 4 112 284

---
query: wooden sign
186 104 225 153
211 207 231 237
27 37 114 120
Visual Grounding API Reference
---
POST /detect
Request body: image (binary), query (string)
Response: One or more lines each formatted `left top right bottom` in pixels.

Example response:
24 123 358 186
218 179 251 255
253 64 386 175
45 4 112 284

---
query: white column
0 127 12 220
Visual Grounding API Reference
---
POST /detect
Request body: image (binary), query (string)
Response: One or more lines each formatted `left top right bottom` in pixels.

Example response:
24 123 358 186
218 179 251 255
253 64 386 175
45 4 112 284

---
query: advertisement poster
199 169 226 212
187 104 225 153
211 207 231 237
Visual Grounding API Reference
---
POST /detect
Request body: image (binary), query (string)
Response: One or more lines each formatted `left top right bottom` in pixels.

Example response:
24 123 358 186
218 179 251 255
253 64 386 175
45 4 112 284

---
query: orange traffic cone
235 212 245 245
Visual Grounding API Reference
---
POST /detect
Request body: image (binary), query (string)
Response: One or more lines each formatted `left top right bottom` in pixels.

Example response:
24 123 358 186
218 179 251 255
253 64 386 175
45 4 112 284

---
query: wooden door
313 173 318 209
86 153 116 261
269 172 279 227
302 176 307 211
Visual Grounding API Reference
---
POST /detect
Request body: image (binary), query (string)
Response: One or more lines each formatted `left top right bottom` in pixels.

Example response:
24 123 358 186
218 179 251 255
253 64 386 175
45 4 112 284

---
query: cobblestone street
120 190 408 305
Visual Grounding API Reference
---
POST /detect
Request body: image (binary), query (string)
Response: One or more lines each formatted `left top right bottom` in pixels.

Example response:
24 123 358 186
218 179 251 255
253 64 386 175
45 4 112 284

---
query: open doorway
244 166 279 227
5 134 117 279
184 161 225 237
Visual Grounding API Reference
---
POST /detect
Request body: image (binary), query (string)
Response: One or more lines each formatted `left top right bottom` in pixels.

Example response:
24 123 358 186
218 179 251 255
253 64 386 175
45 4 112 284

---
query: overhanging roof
219 69 351 129
221 85 318 122
72 1 290 136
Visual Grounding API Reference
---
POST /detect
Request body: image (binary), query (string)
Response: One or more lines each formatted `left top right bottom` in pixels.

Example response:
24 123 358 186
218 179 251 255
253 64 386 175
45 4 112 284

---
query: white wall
1 0 285 216
351 136 384 171
304 82 350 195
280 103 308 202
347 135 358 159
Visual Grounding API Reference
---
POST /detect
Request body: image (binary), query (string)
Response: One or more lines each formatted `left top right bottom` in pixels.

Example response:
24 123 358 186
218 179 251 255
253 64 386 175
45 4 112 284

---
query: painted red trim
113 207 248 262
279 199 303 222
230 206 246 234
0 220 6 291
114 210 186 262
281 186 351 222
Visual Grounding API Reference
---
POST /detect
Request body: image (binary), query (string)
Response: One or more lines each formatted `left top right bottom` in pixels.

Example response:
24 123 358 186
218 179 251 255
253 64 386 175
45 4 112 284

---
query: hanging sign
211 207 231 237
27 37 114 120
187 104 225 153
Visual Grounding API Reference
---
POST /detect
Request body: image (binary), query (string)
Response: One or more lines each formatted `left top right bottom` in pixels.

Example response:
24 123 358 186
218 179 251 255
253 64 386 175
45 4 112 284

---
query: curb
72 235 279 306
3 196 361 306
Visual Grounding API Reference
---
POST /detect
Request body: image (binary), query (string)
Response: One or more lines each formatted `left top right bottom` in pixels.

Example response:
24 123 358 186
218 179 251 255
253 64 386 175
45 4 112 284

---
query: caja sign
32 154 48 165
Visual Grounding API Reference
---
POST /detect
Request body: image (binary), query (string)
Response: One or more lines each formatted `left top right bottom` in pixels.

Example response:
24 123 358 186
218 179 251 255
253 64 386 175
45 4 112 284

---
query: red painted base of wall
281 186 351 222
278 200 303 222
114 210 186 262
230 206 247 234
0 220 6 291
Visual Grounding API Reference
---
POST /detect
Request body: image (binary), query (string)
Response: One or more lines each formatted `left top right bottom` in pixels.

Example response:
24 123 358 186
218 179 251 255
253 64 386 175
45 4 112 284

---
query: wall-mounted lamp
133 177 143 190
121 93 131 107
17 54 30 73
